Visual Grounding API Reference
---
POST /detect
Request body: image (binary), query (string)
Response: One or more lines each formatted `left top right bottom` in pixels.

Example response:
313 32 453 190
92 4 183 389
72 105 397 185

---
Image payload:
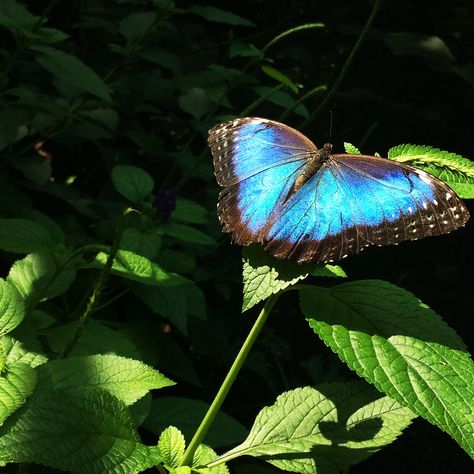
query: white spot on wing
419 173 432 184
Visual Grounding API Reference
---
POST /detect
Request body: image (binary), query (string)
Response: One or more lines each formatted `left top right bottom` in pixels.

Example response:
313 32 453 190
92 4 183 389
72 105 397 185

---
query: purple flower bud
153 187 176 221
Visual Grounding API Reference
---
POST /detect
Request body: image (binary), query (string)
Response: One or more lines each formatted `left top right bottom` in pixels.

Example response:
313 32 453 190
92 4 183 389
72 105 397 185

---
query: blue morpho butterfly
208 117 470 264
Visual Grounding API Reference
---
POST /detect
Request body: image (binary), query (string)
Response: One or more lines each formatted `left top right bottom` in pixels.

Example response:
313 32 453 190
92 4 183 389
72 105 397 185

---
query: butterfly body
208 117 469 264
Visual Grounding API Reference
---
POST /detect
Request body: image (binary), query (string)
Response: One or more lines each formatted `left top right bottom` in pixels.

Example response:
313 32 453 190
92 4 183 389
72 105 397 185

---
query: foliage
0 0 473 473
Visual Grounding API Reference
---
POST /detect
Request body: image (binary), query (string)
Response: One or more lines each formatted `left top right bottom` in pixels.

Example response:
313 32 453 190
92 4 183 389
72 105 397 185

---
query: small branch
240 84 284 117
279 84 327 122
262 22 325 53
301 0 381 130
60 207 135 357
179 295 279 467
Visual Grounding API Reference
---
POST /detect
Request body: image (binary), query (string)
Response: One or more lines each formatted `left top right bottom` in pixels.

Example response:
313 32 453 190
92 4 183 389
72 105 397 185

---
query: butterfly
208 117 470 264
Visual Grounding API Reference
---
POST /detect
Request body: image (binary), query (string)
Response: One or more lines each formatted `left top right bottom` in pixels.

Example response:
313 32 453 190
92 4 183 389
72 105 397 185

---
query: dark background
4 0 474 472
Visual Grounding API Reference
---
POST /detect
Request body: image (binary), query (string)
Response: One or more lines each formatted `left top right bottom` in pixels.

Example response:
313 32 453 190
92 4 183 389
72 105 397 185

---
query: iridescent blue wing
208 117 317 244
209 117 469 264
265 154 469 263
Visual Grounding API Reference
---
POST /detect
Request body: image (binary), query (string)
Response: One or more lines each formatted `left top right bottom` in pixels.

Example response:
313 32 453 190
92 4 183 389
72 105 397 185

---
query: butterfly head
320 143 333 162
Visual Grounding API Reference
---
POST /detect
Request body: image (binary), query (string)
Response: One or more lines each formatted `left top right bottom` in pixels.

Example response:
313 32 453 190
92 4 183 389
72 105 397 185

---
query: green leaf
47 320 140 359
193 444 229 473
0 0 67 43
343 142 361 154
179 87 213 120
24 26 68 43
144 397 247 448
29 309 55 330
0 218 54 253
234 465 276 474
120 228 162 259
183 284 206 319
111 165 155 203
253 87 309 118
187 5 255 27
311 265 347 279
159 426 186 468
33 46 111 102
161 223 216 246
133 283 204 335
7 252 76 304
242 245 316 312
388 144 474 198
381 32 455 67
0 279 25 336
12 155 52 185
229 40 262 58
130 393 152 428
18 209 65 245
0 362 37 426
0 388 162 473
171 468 192 474
0 0 36 31
261 65 299 94
213 383 415 473
157 249 196 274
38 354 175 405
119 11 157 46
0 109 29 151
86 249 189 287
300 280 474 458
1 334 48 368
139 48 183 74
152 332 201 386
173 198 209 224
79 108 119 132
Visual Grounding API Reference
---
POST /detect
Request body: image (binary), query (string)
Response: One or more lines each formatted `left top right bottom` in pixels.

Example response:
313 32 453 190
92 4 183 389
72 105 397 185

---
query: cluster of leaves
0 0 473 473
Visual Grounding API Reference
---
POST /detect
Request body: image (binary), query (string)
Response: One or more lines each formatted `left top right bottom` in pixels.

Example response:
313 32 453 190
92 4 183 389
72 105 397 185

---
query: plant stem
262 22 325 53
240 84 284 117
279 84 327 123
60 207 134 357
179 295 279 467
301 0 381 131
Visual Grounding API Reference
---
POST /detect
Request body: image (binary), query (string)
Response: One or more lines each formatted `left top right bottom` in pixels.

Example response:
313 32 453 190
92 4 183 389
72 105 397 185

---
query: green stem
358 120 379 149
60 207 134 358
278 84 327 122
240 84 284 117
262 22 325 53
179 295 279 467
301 0 381 130
156 464 167 474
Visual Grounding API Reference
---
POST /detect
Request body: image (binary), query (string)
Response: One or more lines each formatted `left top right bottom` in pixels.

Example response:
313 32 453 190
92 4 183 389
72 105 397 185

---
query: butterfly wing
208 117 317 244
265 154 469 263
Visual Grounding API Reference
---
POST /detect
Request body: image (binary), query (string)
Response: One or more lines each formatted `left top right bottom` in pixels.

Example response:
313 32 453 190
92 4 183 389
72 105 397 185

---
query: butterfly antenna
328 110 333 143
